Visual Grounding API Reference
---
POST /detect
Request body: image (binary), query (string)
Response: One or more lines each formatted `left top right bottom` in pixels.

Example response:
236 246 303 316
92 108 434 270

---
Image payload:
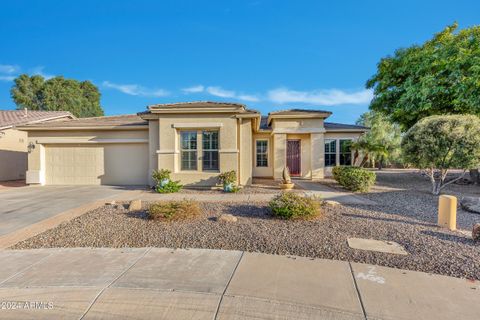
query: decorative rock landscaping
9 170 480 280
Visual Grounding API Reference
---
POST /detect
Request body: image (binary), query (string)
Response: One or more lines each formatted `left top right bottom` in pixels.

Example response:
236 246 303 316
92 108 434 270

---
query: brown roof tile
19 114 147 128
0 110 74 129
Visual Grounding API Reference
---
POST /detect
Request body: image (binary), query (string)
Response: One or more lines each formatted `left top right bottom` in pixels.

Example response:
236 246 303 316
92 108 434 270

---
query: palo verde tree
11 74 104 118
401 115 480 195
367 23 480 130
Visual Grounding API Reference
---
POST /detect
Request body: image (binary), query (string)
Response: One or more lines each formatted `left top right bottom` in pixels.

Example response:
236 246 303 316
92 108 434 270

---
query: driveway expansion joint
348 262 368 320
213 250 244 319
78 247 152 320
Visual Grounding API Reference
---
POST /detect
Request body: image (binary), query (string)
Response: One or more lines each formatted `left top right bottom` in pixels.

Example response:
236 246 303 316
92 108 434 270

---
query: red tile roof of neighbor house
18 114 147 128
0 110 74 130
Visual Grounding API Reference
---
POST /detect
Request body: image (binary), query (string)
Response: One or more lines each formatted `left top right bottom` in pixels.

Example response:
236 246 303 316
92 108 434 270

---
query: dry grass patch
147 200 201 221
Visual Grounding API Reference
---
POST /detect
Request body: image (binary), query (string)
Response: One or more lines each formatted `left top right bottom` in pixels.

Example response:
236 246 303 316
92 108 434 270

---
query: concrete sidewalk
0 248 477 320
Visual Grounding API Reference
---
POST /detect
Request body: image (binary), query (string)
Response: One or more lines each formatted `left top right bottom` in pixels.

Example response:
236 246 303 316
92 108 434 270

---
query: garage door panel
45 144 148 185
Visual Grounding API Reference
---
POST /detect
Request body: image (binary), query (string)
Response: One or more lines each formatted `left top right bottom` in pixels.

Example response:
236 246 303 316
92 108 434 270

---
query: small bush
152 169 183 193
332 166 376 192
268 192 321 219
148 200 200 221
218 170 239 192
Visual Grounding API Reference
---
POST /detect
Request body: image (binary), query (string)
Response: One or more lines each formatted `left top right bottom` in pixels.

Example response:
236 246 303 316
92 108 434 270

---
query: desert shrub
332 166 376 192
148 200 200 221
152 169 182 193
218 170 240 192
268 192 321 219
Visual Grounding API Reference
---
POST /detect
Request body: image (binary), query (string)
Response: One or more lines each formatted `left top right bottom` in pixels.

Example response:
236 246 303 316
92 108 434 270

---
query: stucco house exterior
0 109 74 181
19 102 368 187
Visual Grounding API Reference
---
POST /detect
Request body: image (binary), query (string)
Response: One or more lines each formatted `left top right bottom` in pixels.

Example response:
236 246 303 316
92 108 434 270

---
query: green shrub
268 192 321 219
152 169 182 193
148 200 200 221
218 170 239 192
332 166 376 192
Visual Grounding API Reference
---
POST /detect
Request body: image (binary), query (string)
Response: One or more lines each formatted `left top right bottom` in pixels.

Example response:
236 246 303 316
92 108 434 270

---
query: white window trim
178 129 220 173
324 139 337 167
255 139 269 168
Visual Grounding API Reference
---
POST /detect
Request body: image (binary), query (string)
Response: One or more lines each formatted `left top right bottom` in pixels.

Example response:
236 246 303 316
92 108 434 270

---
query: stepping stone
347 238 408 255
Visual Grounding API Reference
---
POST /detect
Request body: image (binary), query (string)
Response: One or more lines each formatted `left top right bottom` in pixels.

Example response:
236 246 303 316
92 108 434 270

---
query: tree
11 74 104 118
367 23 480 130
401 115 480 195
353 111 402 169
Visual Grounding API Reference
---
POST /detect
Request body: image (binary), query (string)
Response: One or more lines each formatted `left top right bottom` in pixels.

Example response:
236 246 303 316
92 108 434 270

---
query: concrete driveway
0 185 139 237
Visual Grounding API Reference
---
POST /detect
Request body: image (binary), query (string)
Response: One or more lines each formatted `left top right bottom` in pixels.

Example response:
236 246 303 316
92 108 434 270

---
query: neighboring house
18 102 367 187
0 109 74 181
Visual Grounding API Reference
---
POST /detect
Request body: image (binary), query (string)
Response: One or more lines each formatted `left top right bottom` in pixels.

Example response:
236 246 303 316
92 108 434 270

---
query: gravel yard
11 170 480 280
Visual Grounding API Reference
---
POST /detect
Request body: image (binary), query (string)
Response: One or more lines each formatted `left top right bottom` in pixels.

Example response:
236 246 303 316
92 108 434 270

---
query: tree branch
439 170 467 190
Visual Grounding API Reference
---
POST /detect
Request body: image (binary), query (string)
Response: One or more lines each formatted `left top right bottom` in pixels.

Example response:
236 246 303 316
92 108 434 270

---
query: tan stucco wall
155 114 240 187
272 118 324 130
0 129 28 181
252 133 273 178
26 129 148 185
0 129 27 152
239 119 253 185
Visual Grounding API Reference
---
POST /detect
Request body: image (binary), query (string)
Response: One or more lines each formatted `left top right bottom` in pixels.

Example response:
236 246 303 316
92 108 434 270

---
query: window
256 140 268 167
202 131 219 171
339 139 352 165
181 131 197 170
324 139 336 167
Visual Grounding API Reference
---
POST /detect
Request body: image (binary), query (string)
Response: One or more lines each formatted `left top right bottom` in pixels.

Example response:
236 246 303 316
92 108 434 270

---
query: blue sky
0 1 478 123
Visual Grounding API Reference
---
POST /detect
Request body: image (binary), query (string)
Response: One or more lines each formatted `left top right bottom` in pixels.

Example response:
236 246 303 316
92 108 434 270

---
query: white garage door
45 144 148 185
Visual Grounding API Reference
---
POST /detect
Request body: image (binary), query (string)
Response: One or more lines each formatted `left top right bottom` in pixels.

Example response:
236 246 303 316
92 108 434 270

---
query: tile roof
268 108 332 115
324 122 369 130
19 114 147 128
260 116 270 129
259 117 368 131
0 110 74 130
147 101 247 109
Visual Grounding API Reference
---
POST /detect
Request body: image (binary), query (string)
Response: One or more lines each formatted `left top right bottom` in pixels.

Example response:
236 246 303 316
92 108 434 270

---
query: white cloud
206 86 236 98
205 86 260 102
0 75 15 82
237 94 260 102
31 66 55 79
182 85 204 93
103 81 169 97
0 64 20 74
267 87 373 106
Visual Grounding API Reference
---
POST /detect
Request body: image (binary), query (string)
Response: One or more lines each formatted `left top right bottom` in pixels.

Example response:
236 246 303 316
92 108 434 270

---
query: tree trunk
470 169 480 185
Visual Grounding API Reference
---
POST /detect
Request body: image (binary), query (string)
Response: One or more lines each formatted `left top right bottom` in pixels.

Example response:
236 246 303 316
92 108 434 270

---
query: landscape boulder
217 214 238 223
460 197 480 214
473 224 480 241
128 199 142 211
324 200 340 207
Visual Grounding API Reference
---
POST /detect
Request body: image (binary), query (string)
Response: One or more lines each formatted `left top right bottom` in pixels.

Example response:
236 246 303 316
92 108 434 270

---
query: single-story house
18 101 368 187
0 109 74 181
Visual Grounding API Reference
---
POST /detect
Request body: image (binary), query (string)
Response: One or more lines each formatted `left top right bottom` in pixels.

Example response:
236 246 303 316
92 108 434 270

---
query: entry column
310 133 324 179
273 133 287 180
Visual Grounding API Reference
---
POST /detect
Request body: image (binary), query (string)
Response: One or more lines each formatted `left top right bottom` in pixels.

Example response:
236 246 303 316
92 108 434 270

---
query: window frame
339 139 353 166
324 139 337 167
180 131 198 171
202 130 219 172
255 139 269 167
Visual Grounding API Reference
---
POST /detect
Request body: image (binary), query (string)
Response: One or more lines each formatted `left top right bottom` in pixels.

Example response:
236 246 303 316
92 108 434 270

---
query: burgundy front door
286 140 301 176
